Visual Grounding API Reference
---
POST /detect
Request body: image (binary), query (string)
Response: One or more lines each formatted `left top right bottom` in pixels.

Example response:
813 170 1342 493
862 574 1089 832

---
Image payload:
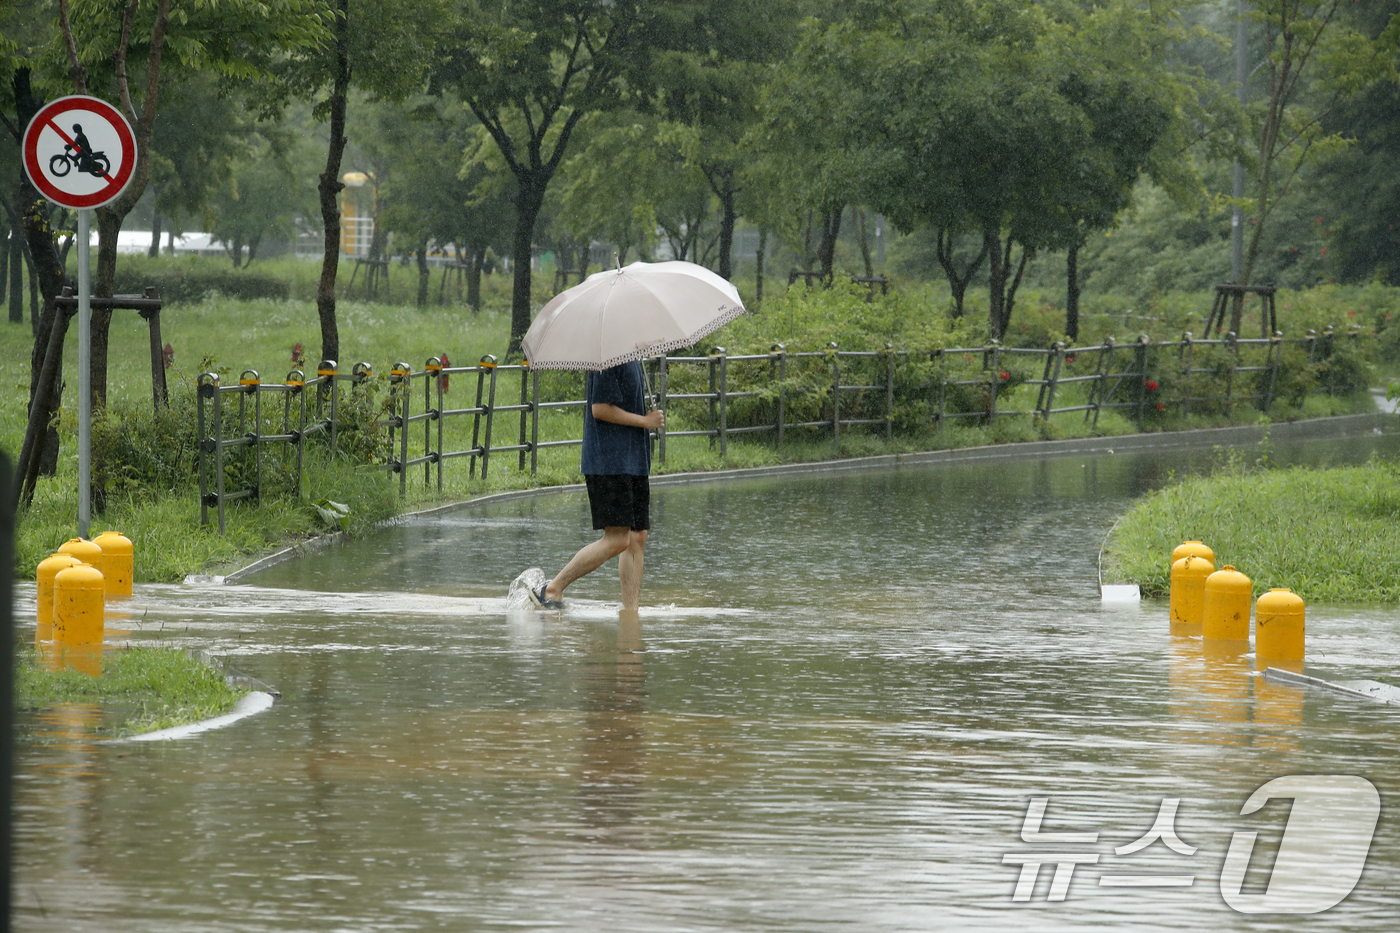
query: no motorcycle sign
21 95 137 209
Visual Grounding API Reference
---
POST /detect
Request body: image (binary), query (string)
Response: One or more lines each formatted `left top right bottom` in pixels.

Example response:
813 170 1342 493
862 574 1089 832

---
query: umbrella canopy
521 260 746 371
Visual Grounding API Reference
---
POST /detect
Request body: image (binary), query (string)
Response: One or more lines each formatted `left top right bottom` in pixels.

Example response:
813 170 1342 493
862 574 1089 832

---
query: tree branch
56 0 88 94
114 0 140 123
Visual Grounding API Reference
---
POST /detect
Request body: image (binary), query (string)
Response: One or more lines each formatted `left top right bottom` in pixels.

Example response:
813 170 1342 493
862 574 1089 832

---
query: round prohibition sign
22 95 137 209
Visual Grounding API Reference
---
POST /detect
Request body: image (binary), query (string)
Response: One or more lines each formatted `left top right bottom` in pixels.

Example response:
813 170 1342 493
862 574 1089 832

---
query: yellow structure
1170 540 1215 571
94 530 134 597
1256 588 1305 660
35 553 83 642
53 563 105 648
1202 565 1253 641
57 537 103 574
1169 554 1215 627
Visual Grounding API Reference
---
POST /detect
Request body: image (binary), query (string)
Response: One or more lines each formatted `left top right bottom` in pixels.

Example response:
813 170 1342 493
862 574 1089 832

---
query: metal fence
196 325 1367 529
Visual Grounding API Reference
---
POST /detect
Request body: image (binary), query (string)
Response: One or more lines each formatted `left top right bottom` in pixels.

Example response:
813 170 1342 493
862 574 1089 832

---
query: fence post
933 349 946 432
318 359 338 449
1089 338 1115 429
1305 328 1318 364
470 360 487 478
657 355 668 465
1134 335 1150 425
986 341 1001 423
197 373 215 527
829 341 841 448
530 367 541 475
286 369 307 498
479 354 499 480
715 347 728 458
770 343 786 446
1040 342 1065 422
707 352 718 449
1224 331 1238 416
424 356 440 489
390 361 411 498
1263 330 1282 413
885 342 895 441
238 370 262 507
518 364 530 473
1177 333 1193 419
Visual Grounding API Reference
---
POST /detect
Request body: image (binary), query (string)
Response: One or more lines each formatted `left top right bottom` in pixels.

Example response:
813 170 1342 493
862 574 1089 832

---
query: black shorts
584 474 650 531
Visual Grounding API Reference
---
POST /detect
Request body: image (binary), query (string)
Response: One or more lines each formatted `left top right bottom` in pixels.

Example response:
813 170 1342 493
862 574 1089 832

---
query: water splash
506 567 549 610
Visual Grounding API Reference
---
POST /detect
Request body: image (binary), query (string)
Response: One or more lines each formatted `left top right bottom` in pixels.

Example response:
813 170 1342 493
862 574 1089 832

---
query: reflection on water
12 427 1400 932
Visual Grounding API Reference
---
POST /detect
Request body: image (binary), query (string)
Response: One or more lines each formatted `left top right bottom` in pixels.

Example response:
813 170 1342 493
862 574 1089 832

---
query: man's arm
592 403 664 431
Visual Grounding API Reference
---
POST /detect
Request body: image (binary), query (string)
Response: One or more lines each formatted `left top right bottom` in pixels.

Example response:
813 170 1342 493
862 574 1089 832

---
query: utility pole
1232 1 1248 282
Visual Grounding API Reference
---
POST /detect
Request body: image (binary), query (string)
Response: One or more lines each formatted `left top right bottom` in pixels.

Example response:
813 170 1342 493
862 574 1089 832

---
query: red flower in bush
1144 379 1159 392
998 371 1011 381
1155 402 1166 410
292 342 305 367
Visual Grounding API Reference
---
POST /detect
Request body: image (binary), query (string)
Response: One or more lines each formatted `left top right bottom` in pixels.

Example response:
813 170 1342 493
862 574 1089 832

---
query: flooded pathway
13 424 1400 931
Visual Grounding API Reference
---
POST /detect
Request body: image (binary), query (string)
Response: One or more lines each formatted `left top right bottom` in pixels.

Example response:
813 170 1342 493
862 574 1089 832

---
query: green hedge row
110 268 291 304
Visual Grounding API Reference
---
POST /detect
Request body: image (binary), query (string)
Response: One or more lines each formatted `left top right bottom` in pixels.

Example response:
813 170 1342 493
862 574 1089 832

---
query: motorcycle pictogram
48 124 110 178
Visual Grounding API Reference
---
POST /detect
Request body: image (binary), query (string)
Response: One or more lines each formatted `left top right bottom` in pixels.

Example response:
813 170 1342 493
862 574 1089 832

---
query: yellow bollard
35 553 83 643
93 530 134 597
1202 565 1253 641
1255 588 1305 661
57 537 104 576
53 563 106 649
1169 554 1215 627
1170 540 1215 573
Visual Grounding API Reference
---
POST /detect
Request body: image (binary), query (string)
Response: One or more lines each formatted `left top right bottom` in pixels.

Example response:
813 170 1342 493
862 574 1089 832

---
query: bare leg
545 526 630 602
618 529 647 611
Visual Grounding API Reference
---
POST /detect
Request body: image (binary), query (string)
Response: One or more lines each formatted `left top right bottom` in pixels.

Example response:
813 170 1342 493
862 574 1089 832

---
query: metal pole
77 209 91 537
1232 0 1248 282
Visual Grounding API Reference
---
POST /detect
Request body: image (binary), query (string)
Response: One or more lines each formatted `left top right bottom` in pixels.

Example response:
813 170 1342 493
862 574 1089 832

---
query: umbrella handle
641 361 657 411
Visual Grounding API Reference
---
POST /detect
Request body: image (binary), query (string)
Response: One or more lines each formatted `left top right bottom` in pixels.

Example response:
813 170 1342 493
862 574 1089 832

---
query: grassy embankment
2 255 1390 585
1102 450 1400 603
15 645 250 739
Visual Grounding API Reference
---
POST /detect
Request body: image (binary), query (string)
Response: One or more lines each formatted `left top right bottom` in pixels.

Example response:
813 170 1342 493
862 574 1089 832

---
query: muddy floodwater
13 422 1400 932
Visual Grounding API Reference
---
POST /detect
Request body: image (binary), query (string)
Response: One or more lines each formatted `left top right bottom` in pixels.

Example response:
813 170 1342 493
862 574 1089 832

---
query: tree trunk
230 235 244 268
937 227 989 319
316 0 351 374
91 207 125 410
855 208 874 279
467 246 482 313
984 226 1028 339
509 175 547 358
817 207 842 285
149 205 162 258
416 244 429 307
6 229 20 324
1065 240 1081 342
713 171 737 281
755 228 767 305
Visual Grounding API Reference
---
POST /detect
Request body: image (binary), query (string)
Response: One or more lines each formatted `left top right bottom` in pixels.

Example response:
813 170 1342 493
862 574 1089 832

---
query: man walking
530 360 663 612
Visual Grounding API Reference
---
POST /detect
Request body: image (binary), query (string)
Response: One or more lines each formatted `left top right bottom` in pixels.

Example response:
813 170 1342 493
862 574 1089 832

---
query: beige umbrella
521 260 746 371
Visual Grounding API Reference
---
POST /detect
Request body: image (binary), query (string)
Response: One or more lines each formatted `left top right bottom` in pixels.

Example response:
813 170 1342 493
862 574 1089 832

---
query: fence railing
195 325 1368 528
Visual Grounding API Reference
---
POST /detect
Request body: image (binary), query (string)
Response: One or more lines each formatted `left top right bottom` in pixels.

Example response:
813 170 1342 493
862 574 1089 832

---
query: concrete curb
114 691 275 743
218 411 1392 583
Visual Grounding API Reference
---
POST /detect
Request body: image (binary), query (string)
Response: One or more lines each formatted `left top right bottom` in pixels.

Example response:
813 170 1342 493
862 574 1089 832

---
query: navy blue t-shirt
581 362 651 476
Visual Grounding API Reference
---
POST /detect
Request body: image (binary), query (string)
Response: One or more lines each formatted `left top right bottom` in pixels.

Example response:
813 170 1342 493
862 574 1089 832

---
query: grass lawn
1102 455 1400 602
15 645 251 739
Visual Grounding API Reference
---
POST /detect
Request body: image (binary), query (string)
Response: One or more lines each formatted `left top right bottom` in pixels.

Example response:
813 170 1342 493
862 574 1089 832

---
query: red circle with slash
21 95 138 209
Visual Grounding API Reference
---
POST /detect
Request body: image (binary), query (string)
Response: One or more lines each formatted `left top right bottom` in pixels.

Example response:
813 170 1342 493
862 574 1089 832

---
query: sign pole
77 208 91 538
20 95 136 540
